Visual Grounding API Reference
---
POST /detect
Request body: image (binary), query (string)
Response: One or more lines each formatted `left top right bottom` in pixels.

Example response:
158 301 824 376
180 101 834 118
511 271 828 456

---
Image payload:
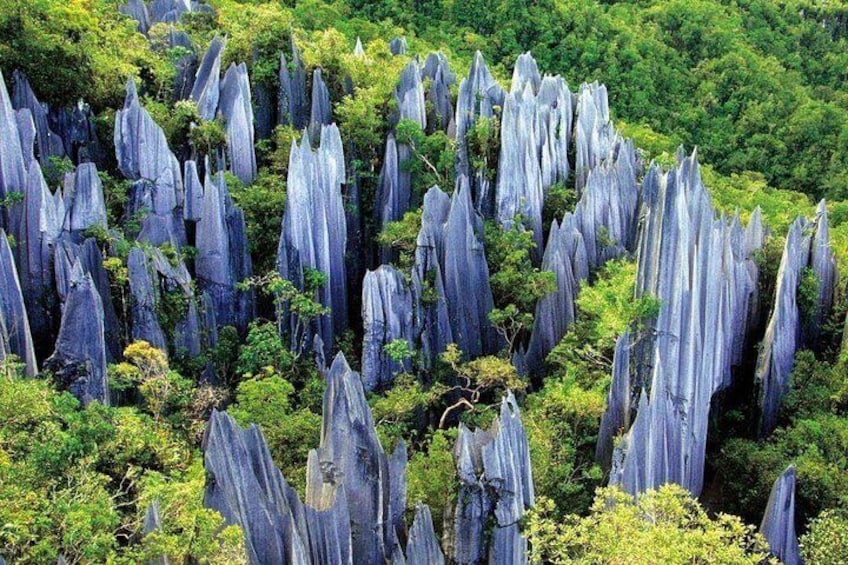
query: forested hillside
0 0 846 563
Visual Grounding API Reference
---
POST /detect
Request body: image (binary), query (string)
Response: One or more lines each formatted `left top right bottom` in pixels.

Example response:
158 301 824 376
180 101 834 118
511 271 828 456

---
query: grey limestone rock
115 79 185 246
191 36 224 120
452 392 534 565
454 52 505 216
119 0 152 34
278 124 347 356
405 503 444 565
496 53 572 254
220 63 257 184
361 265 414 391
44 259 109 405
61 163 107 237
757 200 836 436
0 229 37 376
11 70 66 165
443 177 498 358
524 214 587 373
278 39 309 130
389 37 408 55
610 151 762 496
306 352 402 564
308 69 332 143
195 168 254 332
760 465 802 565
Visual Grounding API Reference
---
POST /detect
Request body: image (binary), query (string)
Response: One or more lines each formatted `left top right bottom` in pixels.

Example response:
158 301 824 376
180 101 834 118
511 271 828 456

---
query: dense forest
0 0 847 563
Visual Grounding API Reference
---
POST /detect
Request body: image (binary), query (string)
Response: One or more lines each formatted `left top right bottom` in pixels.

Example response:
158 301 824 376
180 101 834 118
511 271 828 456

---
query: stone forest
0 0 847 563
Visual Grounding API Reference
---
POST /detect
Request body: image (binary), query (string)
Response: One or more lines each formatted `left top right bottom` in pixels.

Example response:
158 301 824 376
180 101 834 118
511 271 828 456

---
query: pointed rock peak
354 37 365 57
760 465 801 565
511 51 541 93
124 77 139 107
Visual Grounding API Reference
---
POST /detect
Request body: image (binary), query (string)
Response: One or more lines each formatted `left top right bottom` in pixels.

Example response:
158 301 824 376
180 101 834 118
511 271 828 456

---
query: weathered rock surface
760 465 802 565
524 214 588 373
278 39 309 130
421 52 455 134
451 392 534 565
574 81 616 194
389 37 408 55
308 69 332 142
191 36 224 121
757 200 836 436
306 352 404 564
44 259 109 405
195 169 254 333
0 229 37 376
443 178 498 357
411 185 454 365
361 265 414 391
278 124 347 355
61 163 108 237
203 409 317 565
11 70 66 165
609 151 762 496
115 79 185 246
455 52 505 216
220 63 257 185
143 500 170 565
406 503 444 565
14 161 63 350
0 70 27 220
496 53 572 251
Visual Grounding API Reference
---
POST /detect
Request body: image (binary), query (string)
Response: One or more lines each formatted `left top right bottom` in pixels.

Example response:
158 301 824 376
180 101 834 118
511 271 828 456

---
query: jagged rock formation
61 162 108 238
595 333 630 467
361 265 414 391
44 259 109 405
421 52 455 134
191 36 224 121
353 37 365 58
411 185 454 365
452 392 534 565
195 168 254 333
50 99 104 165
757 200 837 436
376 60 426 248
496 53 572 252
278 39 309 130
14 161 63 351
306 352 406 563
204 409 320 564
220 63 257 184
128 245 215 369
410 178 498 360
609 151 762 496
183 159 203 223
120 0 152 34
308 69 332 142
574 81 615 194
0 70 27 223
455 52 505 216
573 140 639 269
524 214 588 373
203 351 444 564
443 178 498 357
11 71 66 165
760 465 802 565
278 124 347 355
0 229 37 376
389 37 408 55
407 503 445 565
115 79 185 246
